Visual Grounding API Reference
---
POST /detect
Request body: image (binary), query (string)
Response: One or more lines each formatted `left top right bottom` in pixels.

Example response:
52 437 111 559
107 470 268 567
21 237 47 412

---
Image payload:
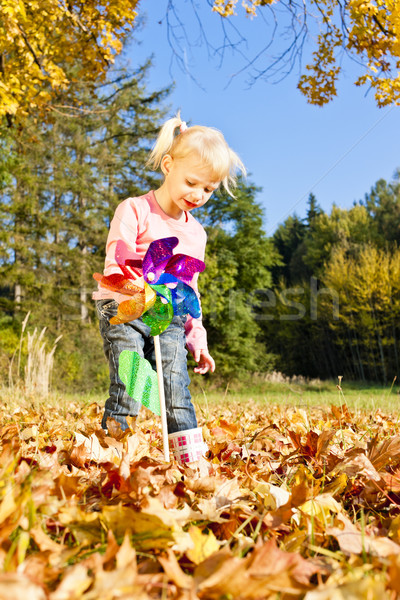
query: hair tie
179 121 188 133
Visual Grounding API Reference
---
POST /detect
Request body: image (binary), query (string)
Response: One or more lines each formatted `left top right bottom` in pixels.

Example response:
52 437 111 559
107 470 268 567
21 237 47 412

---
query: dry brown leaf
332 452 382 482
326 513 400 557
105 417 126 440
159 549 193 589
69 442 90 468
185 476 220 494
50 564 92 600
194 540 318 599
4 394 400 599
0 573 47 600
368 435 400 472
208 419 240 441
382 469 400 492
31 526 64 554
74 432 121 464
316 429 337 459
303 577 387 599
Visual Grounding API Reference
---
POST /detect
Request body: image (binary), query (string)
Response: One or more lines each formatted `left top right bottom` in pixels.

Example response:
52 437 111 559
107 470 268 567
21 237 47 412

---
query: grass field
191 376 400 415
5 376 397 416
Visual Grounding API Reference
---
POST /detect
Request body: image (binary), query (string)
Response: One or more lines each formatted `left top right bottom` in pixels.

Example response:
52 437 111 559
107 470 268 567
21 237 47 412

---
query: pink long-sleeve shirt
92 190 208 354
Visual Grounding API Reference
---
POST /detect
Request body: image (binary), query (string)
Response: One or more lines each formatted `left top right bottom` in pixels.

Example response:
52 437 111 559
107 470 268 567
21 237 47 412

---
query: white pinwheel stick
153 334 170 462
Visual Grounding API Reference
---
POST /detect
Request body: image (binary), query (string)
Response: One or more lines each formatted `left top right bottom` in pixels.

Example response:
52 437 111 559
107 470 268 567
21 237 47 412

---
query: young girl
93 113 245 434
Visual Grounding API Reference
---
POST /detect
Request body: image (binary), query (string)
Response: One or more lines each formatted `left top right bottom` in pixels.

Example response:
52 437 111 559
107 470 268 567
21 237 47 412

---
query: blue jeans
96 298 197 434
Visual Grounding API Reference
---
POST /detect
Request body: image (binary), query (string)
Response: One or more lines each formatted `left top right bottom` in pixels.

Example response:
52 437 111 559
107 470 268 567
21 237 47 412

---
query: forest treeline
1 59 399 390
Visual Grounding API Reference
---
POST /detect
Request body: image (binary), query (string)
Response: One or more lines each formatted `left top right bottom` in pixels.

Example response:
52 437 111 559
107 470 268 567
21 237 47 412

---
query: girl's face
161 153 221 217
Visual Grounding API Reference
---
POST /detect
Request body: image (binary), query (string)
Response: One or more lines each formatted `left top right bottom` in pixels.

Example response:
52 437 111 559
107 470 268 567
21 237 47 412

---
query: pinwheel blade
110 297 145 324
97 236 204 334
110 285 157 325
93 272 142 296
148 283 173 305
115 240 143 278
143 237 179 284
142 295 174 336
164 254 205 285
118 350 160 416
170 282 202 318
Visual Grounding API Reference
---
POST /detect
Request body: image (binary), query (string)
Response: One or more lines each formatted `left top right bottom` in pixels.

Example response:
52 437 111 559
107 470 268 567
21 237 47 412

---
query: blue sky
126 1 400 234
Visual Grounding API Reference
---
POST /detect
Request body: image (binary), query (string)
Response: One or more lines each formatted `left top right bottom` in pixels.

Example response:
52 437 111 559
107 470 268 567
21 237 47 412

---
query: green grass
3 377 399 416
191 377 400 414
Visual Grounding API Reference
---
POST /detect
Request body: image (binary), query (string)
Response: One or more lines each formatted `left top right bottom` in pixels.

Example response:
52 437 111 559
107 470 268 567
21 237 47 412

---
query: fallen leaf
0 573 47 600
332 452 382 482
158 549 193 589
49 565 92 600
186 526 220 565
368 435 400 472
74 432 121 464
326 513 400 557
303 576 387 599
101 498 180 550
195 540 318 599
31 526 64 554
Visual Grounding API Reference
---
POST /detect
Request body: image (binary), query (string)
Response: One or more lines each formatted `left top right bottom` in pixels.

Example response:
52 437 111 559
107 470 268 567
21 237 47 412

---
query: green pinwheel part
142 286 174 335
118 350 160 415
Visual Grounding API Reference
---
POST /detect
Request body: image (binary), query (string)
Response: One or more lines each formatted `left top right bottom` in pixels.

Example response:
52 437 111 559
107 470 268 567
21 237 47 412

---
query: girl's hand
193 349 215 374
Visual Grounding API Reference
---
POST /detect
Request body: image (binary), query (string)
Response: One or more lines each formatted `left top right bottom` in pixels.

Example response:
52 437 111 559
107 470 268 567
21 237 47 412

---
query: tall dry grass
8 312 62 396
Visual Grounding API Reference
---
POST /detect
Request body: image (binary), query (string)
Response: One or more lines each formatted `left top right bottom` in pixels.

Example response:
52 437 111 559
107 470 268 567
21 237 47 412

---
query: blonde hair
147 112 246 195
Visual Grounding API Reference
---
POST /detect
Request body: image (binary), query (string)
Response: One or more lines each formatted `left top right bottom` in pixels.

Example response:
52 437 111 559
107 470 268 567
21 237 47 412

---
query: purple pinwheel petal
164 254 205 285
115 240 143 278
143 237 179 284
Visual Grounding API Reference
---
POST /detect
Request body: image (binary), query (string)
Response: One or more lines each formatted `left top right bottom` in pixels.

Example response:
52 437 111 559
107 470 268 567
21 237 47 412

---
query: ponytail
146 111 186 170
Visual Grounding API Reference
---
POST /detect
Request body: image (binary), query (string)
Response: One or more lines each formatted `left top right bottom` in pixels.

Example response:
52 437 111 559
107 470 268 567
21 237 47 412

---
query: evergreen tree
0 61 169 390
303 203 372 275
0 62 168 325
270 194 324 286
306 192 323 226
197 179 278 377
271 215 307 285
362 175 400 246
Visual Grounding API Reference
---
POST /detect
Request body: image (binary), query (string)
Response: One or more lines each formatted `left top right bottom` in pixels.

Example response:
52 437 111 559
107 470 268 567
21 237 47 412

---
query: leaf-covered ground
1 395 400 599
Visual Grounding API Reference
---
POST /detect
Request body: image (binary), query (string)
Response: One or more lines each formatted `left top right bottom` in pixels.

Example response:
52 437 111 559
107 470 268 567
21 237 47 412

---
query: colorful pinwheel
93 237 205 461
93 237 205 333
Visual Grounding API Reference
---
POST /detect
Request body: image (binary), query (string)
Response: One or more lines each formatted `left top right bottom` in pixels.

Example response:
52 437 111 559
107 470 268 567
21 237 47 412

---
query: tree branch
16 24 44 73
57 0 111 67
373 15 394 37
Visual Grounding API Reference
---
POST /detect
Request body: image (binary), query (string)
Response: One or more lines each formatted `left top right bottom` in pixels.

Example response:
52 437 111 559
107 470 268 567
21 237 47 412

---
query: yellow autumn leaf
299 493 342 523
254 482 290 510
0 485 17 525
212 0 400 105
186 526 220 564
322 473 348 497
303 576 387 599
101 498 180 551
50 565 92 600
0 0 139 120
